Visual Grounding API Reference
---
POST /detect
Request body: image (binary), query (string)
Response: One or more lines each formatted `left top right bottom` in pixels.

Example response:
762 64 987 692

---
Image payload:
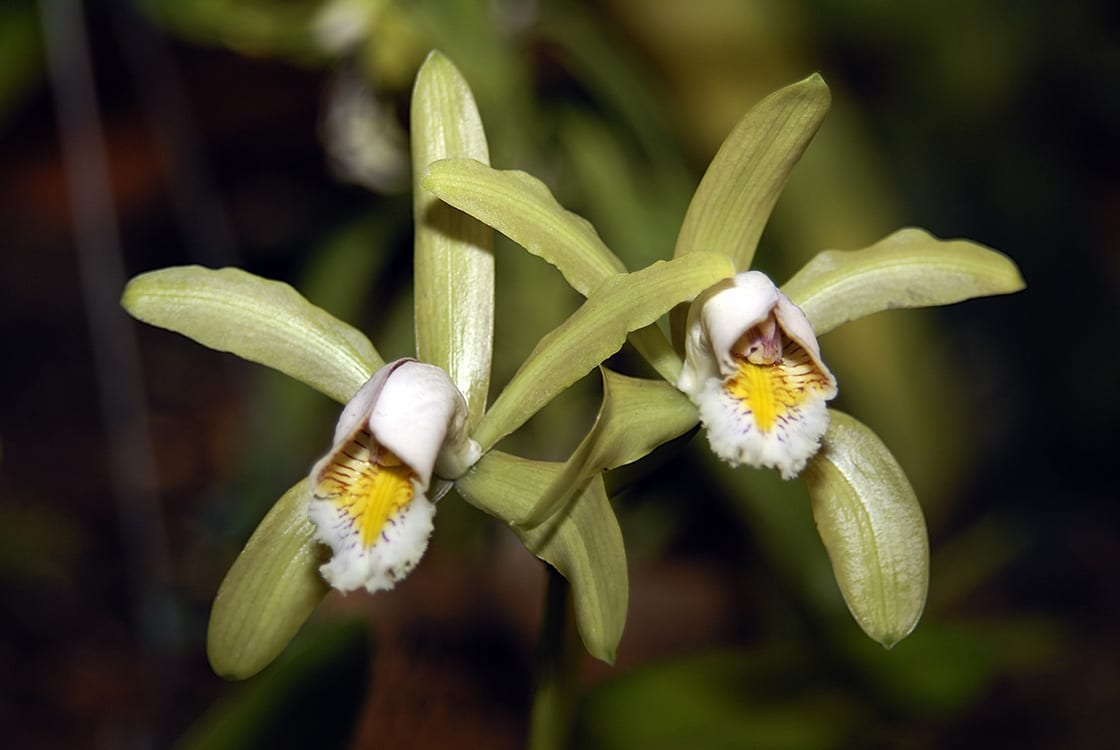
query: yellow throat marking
316 432 416 547
724 341 829 433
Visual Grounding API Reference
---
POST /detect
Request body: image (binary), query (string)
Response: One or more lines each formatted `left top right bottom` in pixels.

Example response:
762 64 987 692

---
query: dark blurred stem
40 1 179 744
528 567 580 750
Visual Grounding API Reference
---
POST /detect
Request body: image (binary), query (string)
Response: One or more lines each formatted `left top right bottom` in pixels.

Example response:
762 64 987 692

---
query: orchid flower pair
122 53 1023 681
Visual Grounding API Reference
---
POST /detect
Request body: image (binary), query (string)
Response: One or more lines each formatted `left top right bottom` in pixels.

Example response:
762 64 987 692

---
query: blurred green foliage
0 2 42 123
177 620 370 749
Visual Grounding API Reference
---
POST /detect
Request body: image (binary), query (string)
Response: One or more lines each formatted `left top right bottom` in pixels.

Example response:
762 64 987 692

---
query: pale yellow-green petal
455 451 627 664
782 227 1026 336
207 479 330 680
421 157 682 382
121 266 381 404
626 323 684 384
474 252 733 451
422 158 626 296
411 51 494 427
521 369 698 527
673 73 831 271
803 410 929 649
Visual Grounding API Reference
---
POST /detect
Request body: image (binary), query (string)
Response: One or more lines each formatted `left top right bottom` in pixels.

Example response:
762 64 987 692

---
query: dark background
2 1 1118 747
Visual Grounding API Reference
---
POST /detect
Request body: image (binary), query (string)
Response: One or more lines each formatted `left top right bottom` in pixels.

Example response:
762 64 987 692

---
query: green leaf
411 51 495 427
422 158 627 296
673 73 831 271
208 479 330 680
522 369 698 526
455 451 627 664
802 410 929 648
474 252 734 451
121 266 381 404
781 227 1026 336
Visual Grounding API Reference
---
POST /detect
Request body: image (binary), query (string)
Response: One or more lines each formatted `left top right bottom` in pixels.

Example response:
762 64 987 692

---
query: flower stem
528 566 580 750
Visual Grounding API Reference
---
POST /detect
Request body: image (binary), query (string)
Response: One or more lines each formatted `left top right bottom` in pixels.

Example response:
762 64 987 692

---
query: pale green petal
474 252 734 451
673 73 831 271
207 479 330 680
455 451 627 664
411 51 494 426
782 227 1026 336
522 369 698 526
121 266 381 404
422 158 626 296
803 410 929 648
420 157 682 382
626 323 684 384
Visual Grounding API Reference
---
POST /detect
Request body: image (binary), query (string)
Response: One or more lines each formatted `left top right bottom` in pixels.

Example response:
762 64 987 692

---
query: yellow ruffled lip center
724 338 833 433
314 430 417 547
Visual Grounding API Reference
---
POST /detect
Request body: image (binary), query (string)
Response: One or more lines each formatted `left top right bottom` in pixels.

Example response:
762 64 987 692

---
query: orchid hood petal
308 359 481 593
678 271 837 479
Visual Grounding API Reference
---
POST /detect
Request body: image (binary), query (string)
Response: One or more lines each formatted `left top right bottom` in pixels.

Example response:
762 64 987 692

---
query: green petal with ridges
422 158 626 296
207 479 330 679
421 157 682 382
626 323 684 383
474 252 733 451
521 369 698 527
121 266 381 404
455 451 626 664
782 227 1026 336
803 410 929 648
411 52 494 427
673 73 831 271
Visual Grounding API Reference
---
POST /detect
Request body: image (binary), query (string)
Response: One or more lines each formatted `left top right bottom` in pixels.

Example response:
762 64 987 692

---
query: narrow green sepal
627 323 684 383
673 73 831 271
411 51 495 427
455 451 627 664
474 252 734 451
121 266 381 404
803 410 929 648
207 480 330 680
422 158 627 296
782 227 1026 336
421 157 682 382
521 368 698 527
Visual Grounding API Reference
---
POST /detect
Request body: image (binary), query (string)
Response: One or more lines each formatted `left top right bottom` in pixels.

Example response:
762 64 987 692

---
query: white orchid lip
678 271 837 480
308 358 481 593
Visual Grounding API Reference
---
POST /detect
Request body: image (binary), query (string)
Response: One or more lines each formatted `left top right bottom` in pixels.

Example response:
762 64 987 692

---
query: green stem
528 567 580 750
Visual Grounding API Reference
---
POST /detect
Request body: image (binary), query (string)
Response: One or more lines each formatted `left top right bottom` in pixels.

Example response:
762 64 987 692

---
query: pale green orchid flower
678 270 838 480
307 357 480 594
420 73 1024 648
121 52 732 679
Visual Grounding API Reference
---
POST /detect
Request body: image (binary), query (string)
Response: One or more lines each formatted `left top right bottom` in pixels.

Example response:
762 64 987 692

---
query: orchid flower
121 52 732 679
420 73 1025 647
678 270 837 479
308 358 480 593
